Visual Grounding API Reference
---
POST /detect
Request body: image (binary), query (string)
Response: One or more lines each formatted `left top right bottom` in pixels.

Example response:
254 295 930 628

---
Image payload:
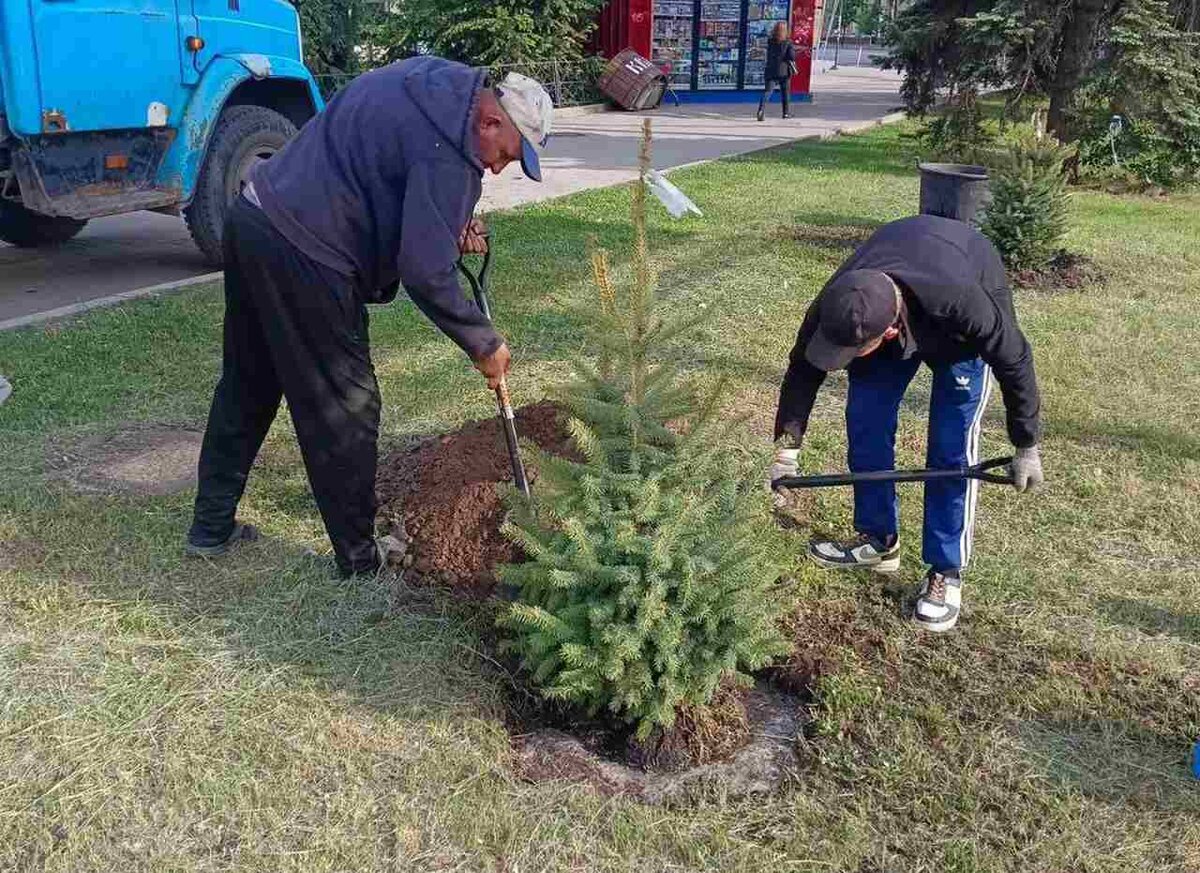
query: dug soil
1012 250 1106 292
375 401 577 598
373 403 806 798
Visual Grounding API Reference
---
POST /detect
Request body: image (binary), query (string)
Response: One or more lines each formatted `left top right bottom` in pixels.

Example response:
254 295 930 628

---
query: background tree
884 0 1199 181
364 0 607 67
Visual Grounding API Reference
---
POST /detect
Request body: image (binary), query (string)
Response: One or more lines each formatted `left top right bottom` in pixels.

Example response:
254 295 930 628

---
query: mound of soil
1013 250 1106 292
514 684 803 805
375 401 577 598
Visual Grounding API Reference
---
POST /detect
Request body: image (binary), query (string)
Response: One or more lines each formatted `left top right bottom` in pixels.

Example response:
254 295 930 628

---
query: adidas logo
955 375 971 390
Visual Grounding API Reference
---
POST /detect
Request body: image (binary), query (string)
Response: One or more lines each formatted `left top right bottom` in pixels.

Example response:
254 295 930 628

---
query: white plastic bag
645 170 703 219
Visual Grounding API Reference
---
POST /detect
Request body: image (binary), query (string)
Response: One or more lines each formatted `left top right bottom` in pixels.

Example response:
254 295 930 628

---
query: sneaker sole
912 611 959 633
808 552 901 574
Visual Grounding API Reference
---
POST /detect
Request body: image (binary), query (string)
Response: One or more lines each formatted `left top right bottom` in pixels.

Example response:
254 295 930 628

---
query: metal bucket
918 163 991 224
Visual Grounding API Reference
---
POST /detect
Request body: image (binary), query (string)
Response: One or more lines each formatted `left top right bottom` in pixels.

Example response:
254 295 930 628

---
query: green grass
2 121 1199 871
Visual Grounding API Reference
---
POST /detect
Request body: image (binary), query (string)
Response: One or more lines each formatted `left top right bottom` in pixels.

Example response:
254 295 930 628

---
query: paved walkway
480 65 902 211
0 66 901 329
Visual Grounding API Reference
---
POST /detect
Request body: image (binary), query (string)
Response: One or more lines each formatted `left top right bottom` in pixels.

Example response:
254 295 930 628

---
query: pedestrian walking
757 22 797 122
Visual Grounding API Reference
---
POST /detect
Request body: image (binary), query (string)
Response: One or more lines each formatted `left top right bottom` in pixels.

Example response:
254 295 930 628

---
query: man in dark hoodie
769 215 1045 633
184 58 554 577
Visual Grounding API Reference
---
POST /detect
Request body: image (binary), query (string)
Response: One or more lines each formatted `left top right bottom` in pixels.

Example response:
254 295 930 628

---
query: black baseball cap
804 270 900 371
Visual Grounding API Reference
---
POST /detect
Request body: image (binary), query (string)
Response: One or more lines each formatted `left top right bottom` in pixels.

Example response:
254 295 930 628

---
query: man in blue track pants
770 215 1045 633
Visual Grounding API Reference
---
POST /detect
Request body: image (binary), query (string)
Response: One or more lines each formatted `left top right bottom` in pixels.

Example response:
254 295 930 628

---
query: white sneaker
913 570 962 633
808 532 901 573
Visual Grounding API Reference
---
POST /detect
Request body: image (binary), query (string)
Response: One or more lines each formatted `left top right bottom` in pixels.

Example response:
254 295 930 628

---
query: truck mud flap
11 128 181 220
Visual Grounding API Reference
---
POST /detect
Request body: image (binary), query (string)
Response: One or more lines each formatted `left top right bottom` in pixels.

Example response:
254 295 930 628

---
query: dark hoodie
248 57 501 359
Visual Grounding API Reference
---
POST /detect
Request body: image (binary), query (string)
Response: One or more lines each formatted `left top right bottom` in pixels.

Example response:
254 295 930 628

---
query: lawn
1 122 1198 872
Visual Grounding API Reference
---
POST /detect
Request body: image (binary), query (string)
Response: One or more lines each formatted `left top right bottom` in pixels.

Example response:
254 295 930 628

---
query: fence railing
313 56 608 108
489 57 607 108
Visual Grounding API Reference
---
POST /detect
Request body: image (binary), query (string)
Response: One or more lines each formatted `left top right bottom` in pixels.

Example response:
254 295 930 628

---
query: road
0 66 902 329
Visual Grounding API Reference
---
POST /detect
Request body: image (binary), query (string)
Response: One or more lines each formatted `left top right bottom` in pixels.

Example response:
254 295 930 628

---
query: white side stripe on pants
960 365 994 569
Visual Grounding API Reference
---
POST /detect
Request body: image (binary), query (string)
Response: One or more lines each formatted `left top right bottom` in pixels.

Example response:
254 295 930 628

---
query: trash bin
598 49 667 111
918 163 990 224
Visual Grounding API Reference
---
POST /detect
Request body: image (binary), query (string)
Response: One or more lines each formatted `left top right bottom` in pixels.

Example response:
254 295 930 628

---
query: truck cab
0 0 323 262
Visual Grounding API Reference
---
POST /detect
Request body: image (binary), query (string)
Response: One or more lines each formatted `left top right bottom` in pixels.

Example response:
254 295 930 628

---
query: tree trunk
1047 0 1112 139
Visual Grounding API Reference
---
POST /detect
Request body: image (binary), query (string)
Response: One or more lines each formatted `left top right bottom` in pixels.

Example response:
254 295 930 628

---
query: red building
594 0 816 102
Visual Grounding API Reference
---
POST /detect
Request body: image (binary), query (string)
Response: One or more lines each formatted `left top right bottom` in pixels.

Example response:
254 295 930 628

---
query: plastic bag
645 170 703 219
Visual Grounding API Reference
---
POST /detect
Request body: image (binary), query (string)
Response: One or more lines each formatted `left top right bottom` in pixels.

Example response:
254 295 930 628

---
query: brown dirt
46 424 203 496
769 599 894 696
375 402 578 598
513 684 803 804
1013 250 1106 292
774 221 877 252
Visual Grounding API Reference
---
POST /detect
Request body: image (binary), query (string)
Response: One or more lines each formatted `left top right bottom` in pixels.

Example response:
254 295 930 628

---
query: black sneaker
912 570 962 633
808 532 900 573
185 521 259 558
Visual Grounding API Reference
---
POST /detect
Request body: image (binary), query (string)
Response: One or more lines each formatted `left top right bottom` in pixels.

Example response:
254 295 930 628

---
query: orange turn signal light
186 36 205 52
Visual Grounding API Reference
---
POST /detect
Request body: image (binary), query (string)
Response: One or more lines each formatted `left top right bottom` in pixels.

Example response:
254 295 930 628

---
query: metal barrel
918 163 991 224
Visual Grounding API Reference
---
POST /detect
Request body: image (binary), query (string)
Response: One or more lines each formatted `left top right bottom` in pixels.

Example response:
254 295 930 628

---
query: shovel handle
773 456 1015 489
458 245 530 498
457 246 493 320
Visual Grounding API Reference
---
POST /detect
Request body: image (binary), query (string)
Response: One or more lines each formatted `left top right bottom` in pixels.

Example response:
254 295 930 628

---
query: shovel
457 244 531 498
772 456 1015 490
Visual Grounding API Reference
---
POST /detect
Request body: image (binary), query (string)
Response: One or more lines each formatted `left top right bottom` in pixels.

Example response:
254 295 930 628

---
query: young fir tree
497 120 792 739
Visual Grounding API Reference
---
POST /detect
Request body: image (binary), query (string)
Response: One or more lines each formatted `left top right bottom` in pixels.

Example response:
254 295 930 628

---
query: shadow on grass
1098 596 1200 644
1055 418 1200 464
1015 717 1200 813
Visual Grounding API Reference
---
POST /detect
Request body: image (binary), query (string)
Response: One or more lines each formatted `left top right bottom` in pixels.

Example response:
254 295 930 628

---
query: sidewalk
479 65 903 212
0 66 902 329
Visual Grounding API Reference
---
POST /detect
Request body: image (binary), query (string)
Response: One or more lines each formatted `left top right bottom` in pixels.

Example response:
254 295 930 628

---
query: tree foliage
496 123 792 739
886 0 1200 183
977 127 1074 269
358 0 607 68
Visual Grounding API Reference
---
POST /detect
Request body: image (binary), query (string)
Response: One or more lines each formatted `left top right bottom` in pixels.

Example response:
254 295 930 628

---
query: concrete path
0 66 901 329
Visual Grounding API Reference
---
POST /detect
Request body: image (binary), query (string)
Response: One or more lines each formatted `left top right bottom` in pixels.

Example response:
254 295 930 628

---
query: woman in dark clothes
757 21 796 121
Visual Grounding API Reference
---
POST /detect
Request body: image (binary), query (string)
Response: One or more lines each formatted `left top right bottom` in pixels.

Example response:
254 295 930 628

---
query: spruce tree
497 121 792 739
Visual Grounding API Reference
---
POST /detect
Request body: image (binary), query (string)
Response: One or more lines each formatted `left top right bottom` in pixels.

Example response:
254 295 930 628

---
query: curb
619 108 910 178
0 271 222 332
554 102 610 118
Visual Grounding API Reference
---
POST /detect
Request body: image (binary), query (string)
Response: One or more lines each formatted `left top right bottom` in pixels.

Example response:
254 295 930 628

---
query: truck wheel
184 105 296 265
0 199 87 247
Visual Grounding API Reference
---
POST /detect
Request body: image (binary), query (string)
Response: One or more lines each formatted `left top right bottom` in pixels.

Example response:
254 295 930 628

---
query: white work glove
767 447 801 508
1011 445 1044 492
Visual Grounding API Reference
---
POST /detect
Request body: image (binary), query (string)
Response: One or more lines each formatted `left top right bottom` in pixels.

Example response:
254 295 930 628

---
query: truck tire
184 105 297 265
0 199 87 247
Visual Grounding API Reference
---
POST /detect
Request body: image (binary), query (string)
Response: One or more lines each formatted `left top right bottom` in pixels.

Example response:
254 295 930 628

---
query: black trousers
189 196 381 576
759 76 791 116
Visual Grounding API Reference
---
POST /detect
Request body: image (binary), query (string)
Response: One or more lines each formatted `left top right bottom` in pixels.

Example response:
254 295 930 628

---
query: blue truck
0 0 323 263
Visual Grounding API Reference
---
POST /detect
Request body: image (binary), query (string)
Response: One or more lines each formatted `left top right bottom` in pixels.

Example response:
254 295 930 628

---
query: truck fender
157 54 324 203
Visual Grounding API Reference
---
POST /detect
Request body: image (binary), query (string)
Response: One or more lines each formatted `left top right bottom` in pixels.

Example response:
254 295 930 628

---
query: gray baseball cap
496 72 553 182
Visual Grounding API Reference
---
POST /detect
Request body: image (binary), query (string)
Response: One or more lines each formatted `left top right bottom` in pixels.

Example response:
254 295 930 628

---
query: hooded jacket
775 215 1042 448
248 57 501 359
